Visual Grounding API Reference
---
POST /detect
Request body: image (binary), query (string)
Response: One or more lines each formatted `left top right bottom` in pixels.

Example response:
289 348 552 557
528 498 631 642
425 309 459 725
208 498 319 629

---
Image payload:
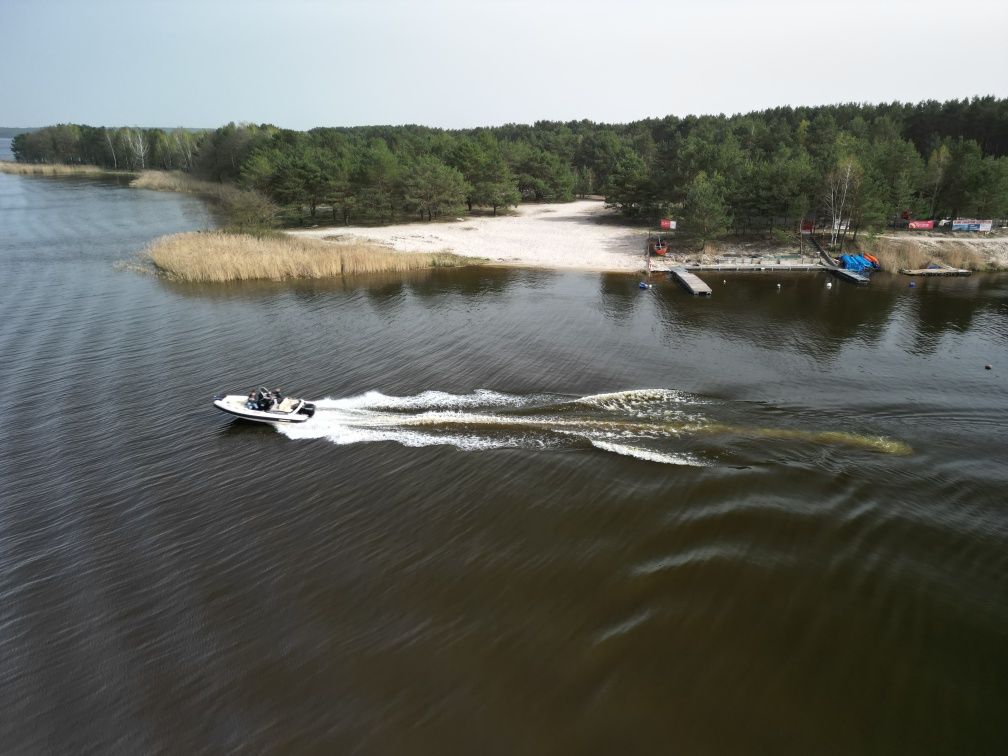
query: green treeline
12 124 201 172
12 97 1008 239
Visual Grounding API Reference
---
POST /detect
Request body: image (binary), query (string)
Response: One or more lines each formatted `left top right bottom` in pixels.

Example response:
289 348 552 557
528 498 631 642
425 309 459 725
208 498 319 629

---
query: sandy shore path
289 200 650 273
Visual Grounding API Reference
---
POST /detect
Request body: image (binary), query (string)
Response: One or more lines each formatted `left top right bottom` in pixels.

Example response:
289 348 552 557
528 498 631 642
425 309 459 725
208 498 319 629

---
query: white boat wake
276 388 710 466
273 388 911 464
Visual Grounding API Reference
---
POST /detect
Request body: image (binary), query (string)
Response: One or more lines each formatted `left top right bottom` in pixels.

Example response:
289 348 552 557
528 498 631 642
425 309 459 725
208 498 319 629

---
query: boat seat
277 397 299 413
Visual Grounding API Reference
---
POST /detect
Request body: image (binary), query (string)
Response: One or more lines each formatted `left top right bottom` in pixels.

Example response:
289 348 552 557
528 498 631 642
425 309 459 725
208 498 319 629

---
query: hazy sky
4 0 1006 130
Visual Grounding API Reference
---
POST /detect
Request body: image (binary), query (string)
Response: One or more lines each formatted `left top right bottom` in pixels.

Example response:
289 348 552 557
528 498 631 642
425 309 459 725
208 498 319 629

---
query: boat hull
213 394 315 424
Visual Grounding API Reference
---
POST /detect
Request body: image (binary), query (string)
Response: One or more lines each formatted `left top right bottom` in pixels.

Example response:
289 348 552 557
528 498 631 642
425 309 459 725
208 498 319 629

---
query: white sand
289 200 1008 272
290 200 651 273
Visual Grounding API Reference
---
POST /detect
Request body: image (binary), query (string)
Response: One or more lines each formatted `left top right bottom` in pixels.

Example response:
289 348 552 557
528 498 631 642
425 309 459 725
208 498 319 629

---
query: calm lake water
1 171 1006 753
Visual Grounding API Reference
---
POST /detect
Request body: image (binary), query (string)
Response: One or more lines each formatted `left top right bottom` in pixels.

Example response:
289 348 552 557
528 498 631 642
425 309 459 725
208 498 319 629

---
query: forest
11 97 1008 242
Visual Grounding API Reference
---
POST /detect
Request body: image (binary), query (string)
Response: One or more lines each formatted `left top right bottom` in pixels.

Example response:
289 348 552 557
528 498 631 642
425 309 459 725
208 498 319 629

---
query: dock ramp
671 267 713 296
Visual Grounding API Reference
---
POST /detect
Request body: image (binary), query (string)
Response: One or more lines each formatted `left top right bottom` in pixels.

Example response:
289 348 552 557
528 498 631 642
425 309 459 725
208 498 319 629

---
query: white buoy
722 279 726 284
826 282 833 289
777 283 782 289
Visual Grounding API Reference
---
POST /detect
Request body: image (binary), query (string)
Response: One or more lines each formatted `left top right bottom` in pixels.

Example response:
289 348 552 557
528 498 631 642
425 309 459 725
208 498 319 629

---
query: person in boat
255 387 275 411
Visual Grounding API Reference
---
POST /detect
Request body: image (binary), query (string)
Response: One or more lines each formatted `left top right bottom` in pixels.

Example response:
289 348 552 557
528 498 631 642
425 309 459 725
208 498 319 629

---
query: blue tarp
839 254 873 273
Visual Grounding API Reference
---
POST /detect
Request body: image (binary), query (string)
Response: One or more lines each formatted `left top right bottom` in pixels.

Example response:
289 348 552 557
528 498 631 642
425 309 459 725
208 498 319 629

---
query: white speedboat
213 387 316 424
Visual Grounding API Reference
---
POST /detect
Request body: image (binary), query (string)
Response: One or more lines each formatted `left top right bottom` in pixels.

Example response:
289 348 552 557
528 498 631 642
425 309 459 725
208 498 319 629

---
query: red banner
908 220 934 230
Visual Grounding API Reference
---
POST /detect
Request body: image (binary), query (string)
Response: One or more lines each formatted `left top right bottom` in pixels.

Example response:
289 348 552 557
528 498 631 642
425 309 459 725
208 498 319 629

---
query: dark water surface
1 172 1007 754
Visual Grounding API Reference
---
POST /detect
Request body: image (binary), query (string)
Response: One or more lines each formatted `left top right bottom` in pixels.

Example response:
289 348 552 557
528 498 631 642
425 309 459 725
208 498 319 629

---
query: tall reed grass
856 236 985 271
129 170 231 196
0 162 127 177
145 231 474 282
130 171 277 231
0 164 275 231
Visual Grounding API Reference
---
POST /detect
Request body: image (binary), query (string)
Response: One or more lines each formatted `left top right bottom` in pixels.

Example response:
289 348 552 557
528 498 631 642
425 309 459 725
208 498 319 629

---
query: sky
3 0 1007 130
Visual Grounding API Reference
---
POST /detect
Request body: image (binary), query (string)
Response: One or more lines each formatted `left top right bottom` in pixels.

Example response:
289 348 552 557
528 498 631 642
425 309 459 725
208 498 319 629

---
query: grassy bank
2 164 275 231
144 231 475 282
0 162 129 178
130 171 277 231
855 236 990 271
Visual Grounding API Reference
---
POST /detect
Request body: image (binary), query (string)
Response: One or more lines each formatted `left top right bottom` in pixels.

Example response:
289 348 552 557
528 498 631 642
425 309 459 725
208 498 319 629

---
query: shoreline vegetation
8 100 1008 242
6 96 1008 277
144 231 475 282
0 162 125 178
0 162 276 231
4 161 1005 275
854 235 990 272
129 170 277 231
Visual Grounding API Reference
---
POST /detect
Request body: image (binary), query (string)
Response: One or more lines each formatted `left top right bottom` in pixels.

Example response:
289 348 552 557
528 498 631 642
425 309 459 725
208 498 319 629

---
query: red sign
800 220 814 234
659 218 676 230
908 220 934 230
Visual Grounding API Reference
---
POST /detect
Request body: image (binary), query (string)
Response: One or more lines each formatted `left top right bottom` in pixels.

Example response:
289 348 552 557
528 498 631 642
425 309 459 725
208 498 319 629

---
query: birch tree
125 128 148 170
825 157 862 248
104 129 117 169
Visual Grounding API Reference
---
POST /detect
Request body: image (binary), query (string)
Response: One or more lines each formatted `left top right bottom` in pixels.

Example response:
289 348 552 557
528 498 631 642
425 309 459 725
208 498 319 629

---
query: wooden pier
899 264 971 276
808 235 839 267
684 262 823 272
649 258 823 273
807 236 870 284
670 267 713 296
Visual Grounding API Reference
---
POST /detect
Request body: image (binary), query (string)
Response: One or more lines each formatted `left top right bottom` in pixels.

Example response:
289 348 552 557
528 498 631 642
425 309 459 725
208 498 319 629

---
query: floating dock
649 259 823 273
670 267 713 296
684 263 823 272
827 266 870 285
808 236 871 284
899 264 971 276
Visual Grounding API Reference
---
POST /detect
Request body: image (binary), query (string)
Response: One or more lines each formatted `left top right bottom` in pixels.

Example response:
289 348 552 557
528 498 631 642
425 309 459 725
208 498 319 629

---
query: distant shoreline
4 163 1006 276
0 162 129 177
0 163 274 231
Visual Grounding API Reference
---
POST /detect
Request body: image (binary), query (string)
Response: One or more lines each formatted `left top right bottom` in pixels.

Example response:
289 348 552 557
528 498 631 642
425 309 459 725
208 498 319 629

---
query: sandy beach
291 200 1008 273
290 200 652 273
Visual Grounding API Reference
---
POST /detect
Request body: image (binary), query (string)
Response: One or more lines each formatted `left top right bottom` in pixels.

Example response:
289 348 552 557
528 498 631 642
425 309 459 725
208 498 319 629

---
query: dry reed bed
0 162 128 177
131 170 233 197
145 231 474 282
130 171 277 228
856 236 986 271
1 165 273 227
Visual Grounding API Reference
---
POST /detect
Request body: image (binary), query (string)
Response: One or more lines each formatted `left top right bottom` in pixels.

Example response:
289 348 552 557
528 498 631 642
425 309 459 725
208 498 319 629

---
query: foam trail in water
590 440 707 467
275 388 910 463
574 388 706 409
315 389 545 412
278 388 701 461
